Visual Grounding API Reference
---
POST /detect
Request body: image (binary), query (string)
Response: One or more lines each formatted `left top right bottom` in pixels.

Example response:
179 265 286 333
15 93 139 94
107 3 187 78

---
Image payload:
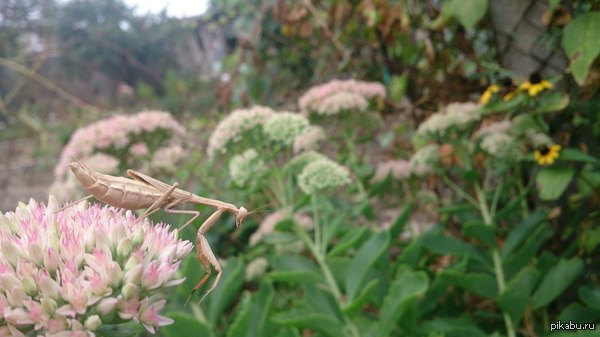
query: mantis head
236 207 248 228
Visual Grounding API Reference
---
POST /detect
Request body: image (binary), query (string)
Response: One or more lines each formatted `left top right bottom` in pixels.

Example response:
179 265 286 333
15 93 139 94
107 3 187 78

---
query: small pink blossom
138 299 174 334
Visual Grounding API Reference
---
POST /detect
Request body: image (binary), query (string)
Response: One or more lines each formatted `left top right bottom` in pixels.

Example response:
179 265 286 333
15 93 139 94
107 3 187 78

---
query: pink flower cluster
54 111 188 181
371 160 412 183
298 79 386 114
0 196 192 336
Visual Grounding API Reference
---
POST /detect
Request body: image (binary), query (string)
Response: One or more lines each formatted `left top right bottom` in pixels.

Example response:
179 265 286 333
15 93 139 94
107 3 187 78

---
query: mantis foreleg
188 208 225 303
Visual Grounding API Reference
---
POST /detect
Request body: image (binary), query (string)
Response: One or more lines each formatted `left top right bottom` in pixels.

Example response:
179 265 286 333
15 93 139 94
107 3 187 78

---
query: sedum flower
371 160 411 182
298 79 385 113
151 145 186 173
0 196 192 336
535 144 561 166
298 158 351 194
480 132 520 160
263 112 310 145
417 102 481 139
316 92 368 115
244 257 269 282
229 149 267 186
207 106 276 156
51 111 188 202
293 126 325 154
519 72 552 97
473 120 512 138
409 144 440 176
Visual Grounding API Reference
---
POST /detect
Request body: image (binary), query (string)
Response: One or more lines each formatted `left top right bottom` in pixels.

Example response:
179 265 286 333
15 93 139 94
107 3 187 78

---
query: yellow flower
519 73 553 96
480 77 516 104
480 84 500 104
534 144 561 165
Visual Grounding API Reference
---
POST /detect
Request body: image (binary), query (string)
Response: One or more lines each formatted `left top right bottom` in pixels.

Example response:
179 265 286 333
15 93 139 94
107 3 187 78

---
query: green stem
442 175 479 207
311 195 322 255
294 225 361 337
475 183 515 337
515 165 530 218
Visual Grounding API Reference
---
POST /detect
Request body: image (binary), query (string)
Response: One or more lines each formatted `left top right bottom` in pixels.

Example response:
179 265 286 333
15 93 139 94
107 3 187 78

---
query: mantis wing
127 169 176 191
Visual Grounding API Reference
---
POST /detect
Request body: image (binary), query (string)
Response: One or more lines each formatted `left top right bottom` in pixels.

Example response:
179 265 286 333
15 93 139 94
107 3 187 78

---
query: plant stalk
475 183 515 337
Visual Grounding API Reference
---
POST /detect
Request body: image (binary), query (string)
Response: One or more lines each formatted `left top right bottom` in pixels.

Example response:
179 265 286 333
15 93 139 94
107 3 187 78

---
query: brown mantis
63 158 248 302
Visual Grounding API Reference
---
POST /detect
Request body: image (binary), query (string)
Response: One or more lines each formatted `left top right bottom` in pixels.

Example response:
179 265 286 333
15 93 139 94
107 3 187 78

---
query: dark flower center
501 77 514 87
537 145 550 155
529 72 542 84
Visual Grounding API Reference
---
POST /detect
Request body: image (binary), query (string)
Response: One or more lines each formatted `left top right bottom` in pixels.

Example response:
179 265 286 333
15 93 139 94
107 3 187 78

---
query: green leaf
443 0 489 29
226 281 275 337
560 148 600 164
421 228 488 265
419 317 487 337
558 303 600 323
501 211 547 257
272 311 343 336
498 267 540 323
389 203 412 239
207 257 245 324
378 270 429 337
343 279 379 315
267 255 323 284
530 93 570 114
562 12 600 85
327 227 369 258
536 166 575 201
579 286 600 311
462 221 496 247
304 284 344 321
162 312 214 337
345 231 390 301
512 114 547 134
440 270 498 300
437 203 474 214
389 74 408 102
504 223 553 278
531 258 583 309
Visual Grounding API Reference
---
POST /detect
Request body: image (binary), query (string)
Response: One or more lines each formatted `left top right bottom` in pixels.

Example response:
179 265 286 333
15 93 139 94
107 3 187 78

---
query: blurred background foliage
1 0 600 336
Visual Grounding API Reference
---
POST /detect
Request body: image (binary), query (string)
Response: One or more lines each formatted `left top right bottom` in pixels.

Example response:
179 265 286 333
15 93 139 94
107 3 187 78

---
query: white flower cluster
207 106 276 156
229 149 267 187
293 126 325 154
409 144 440 176
263 112 310 145
417 102 481 139
298 157 352 194
480 132 520 160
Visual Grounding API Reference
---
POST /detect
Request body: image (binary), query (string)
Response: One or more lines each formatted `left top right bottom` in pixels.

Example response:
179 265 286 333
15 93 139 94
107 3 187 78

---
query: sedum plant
50 111 189 202
0 196 192 336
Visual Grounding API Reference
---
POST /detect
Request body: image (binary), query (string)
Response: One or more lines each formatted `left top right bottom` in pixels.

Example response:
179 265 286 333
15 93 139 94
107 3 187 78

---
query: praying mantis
64 158 248 301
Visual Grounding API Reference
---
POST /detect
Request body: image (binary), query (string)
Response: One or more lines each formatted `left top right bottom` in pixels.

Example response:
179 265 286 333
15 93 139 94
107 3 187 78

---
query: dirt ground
0 136 56 212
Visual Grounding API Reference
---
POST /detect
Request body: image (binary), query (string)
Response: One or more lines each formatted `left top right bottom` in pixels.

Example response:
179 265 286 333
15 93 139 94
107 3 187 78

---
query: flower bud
117 238 133 260
41 298 58 314
122 283 139 300
84 315 102 331
131 228 144 247
96 297 118 316
21 277 37 296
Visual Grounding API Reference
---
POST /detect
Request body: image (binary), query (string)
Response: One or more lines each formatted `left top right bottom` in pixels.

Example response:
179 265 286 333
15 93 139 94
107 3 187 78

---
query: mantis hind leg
135 182 179 223
54 195 94 214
